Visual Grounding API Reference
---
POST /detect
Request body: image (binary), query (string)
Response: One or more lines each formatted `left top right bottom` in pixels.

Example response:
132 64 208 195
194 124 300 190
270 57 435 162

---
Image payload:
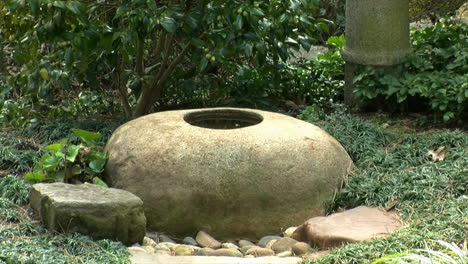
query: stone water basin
104 108 353 240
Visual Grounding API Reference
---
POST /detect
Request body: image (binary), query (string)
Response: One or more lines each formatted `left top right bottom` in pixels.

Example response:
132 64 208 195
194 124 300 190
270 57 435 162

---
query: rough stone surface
130 252 302 264
29 183 146 246
343 0 410 65
196 231 222 249
258 235 282 248
271 237 298 253
292 242 313 256
208 248 243 257
294 206 402 248
105 107 353 239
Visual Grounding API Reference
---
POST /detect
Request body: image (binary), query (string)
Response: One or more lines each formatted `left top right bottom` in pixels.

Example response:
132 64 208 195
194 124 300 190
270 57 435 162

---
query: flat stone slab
30 183 146 245
130 252 302 264
293 206 402 249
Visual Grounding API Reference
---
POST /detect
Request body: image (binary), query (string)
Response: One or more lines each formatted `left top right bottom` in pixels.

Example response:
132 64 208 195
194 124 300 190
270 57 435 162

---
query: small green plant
25 129 108 186
353 21 467 122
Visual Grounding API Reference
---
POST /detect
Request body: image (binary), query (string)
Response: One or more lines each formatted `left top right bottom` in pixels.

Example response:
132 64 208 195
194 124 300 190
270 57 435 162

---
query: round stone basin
104 108 353 240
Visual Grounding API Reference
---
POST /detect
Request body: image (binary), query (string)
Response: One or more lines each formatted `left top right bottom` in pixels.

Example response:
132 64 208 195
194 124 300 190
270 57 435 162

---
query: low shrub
353 21 468 122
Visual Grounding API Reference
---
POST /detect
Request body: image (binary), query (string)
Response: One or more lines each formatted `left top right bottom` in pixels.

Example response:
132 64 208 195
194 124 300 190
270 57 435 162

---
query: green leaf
234 15 243 30
71 164 82 175
28 0 39 15
71 129 101 144
25 172 46 182
43 155 61 171
92 177 108 188
443 112 454 122
160 16 176 33
290 0 300 11
249 8 264 16
198 58 208 72
55 170 65 182
191 38 206 48
66 145 81 162
66 1 83 16
89 159 106 173
45 139 67 152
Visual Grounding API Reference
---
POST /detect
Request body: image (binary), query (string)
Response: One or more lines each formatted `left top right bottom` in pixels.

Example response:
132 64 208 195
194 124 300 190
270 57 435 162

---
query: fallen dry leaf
386 199 399 211
428 146 448 162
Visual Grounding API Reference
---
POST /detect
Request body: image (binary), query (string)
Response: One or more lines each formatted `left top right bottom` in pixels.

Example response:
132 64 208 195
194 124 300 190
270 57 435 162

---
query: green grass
299 109 467 264
0 120 129 264
1 112 466 263
0 174 130 264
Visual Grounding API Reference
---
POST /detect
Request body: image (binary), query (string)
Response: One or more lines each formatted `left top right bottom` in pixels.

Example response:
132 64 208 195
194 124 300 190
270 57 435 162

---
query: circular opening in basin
184 109 263 129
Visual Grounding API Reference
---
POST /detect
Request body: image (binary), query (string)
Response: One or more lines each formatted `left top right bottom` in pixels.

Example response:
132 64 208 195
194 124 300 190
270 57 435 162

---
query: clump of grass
0 175 31 205
299 109 468 264
0 226 130 264
299 106 392 163
0 132 43 173
22 119 123 145
0 174 129 263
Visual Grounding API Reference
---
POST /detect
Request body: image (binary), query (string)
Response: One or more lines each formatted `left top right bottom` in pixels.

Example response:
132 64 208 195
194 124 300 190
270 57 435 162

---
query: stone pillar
343 0 410 107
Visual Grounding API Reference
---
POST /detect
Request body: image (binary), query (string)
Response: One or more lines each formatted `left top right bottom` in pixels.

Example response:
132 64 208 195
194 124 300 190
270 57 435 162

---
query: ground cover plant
299 108 467 264
0 122 129 264
353 21 468 122
0 109 466 263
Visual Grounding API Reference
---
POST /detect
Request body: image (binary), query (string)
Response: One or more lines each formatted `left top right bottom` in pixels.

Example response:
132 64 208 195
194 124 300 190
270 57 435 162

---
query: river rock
155 242 177 251
196 231 222 249
283 227 297 238
292 242 313 255
222 243 239 249
294 206 402 248
105 108 353 239
302 250 332 260
276 251 293 257
29 183 146 246
265 239 278 250
182 236 198 246
142 237 157 248
258 235 282 248
271 237 298 253
127 246 146 254
141 246 155 254
155 249 172 255
195 248 215 256
208 248 243 257
174 245 194 256
238 240 255 247
245 247 275 257
159 234 176 243
240 245 260 254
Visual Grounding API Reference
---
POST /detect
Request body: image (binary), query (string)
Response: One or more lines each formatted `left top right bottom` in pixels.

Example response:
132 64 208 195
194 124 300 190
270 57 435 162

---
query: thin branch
136 36 144 77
